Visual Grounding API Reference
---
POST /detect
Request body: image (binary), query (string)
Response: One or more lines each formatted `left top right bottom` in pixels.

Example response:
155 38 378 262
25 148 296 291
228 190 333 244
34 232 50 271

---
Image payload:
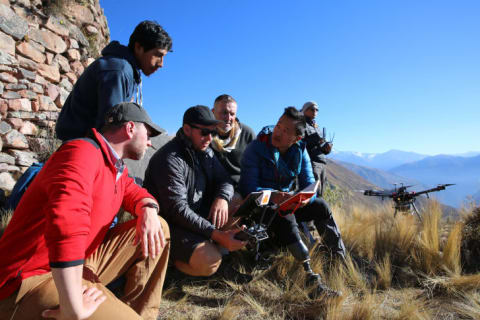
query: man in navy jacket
56 20 172 141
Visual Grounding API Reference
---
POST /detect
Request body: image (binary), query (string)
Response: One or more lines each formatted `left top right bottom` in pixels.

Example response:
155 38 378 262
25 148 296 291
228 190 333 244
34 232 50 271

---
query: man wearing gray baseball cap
0 102 169 320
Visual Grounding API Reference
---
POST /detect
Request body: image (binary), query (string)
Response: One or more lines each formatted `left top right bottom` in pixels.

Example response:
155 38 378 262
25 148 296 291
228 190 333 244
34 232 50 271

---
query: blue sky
101 0 479 155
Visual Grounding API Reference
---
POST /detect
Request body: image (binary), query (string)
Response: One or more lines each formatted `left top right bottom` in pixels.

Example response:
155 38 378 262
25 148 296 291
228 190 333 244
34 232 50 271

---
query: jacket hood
101 41 141 83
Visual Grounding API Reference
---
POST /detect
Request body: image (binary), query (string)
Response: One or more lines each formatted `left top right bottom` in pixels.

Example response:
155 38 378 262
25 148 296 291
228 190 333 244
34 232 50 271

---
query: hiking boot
305 273 342 299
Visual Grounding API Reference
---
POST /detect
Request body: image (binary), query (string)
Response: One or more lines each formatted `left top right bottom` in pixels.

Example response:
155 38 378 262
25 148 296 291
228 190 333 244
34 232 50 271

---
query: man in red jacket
0 102 169 320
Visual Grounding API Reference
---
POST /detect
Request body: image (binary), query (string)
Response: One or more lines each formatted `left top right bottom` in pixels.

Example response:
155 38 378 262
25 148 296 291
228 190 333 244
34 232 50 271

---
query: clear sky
101 0 479 155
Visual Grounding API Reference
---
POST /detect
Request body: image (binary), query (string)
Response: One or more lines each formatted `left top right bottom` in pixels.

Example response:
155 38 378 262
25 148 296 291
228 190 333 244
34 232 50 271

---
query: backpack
5 162 44 211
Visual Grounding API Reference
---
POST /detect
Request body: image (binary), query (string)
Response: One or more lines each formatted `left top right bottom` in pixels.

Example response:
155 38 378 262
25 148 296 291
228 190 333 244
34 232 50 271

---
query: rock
46 83 59 101
59 77 73 91
70 60 84 78
0 31 15 55
37 63 60 82
0 82 3 95
16 41 46 63
16 55 38 71
67 22 88 47
6 118 23 130
2 91 21 99
8 98 31 111
31 99 39 111
55 87 69 108
27 28 67 54
35 74 47 85
38 95 57 111
53 54 71 73
5 83 27 91
85 25 98 35
0 72 18 83
7 111 35 120
18 89 36 100
0 99 7 115
44 16 69 37
0 163 21 173
69 38 79 49
2 129 28 149
0 4 29 40
67 48 81 61
0 172 15 192
27 37 45 52
0 152 15 164
28 82 43 94
46 52 54 65
31 0 41 8
19 120 38 135
0 120 12 134
83 57 95 68
0 49 17 65
13 6 29 19
16 0 31 8
17 68 36 82
8 149 37 166
65 3 94 25
0 65 13 72
65 72 77 83
0 0 9 6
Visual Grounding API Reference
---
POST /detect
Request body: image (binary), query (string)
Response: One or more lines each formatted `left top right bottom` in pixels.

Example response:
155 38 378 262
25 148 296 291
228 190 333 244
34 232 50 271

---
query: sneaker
305 273 342 299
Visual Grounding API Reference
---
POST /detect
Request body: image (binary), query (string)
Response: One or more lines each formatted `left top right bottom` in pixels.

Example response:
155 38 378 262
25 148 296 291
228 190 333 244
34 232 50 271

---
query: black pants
311 161 327 197
270 197 346 257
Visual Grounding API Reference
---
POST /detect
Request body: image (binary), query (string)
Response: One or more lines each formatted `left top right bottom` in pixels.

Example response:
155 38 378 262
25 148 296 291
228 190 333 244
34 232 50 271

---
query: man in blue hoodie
56 20 172 141
239 107 345 298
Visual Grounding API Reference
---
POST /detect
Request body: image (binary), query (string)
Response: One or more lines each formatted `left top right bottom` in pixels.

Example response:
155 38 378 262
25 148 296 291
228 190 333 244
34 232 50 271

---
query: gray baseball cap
105 102 165 137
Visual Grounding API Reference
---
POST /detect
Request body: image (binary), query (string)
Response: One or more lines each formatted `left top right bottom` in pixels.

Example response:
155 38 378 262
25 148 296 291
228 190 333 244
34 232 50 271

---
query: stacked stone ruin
0 0 109 193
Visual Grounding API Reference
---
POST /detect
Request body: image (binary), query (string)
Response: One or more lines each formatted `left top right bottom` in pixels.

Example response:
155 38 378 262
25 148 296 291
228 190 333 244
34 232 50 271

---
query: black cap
183 105 222 126
104 102 165 137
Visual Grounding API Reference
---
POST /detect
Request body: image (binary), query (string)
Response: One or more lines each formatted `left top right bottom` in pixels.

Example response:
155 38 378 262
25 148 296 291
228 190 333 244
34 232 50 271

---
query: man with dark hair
56 20 172 141
144 106 246 278
301 101 333 197
0 102 170 320
239 107 345 297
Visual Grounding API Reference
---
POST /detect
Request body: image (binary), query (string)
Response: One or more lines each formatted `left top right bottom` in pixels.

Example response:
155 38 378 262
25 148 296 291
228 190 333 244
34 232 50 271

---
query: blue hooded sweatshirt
56 41 142 141
239 125 316 200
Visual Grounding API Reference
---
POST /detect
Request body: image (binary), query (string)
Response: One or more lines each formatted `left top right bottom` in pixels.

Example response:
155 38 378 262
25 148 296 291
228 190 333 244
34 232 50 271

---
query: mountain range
331 150 480 208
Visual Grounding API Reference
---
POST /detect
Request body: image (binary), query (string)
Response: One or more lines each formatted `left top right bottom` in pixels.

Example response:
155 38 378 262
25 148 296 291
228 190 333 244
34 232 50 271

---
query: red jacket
0 129 154 299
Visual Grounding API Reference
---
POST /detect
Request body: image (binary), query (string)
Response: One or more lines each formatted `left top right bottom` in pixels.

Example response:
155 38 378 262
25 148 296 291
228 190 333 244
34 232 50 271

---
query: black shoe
305 273 342 299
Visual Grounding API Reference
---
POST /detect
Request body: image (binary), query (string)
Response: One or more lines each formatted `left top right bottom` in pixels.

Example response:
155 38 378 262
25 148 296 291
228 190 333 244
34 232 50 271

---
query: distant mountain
337 161 423 190
330 149 427 171
389 155 480 207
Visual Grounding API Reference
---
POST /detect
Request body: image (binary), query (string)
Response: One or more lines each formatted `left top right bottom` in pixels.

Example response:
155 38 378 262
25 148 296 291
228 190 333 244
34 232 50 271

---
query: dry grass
2 200 480 319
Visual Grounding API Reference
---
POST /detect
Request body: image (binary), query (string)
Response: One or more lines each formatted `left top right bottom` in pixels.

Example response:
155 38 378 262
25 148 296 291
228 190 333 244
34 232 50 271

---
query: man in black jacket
301 101 333 197
144 106 246 277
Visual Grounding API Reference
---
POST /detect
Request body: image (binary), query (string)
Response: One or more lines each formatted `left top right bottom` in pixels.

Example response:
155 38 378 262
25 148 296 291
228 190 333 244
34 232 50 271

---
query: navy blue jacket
56 41 142 141
239 126 316 199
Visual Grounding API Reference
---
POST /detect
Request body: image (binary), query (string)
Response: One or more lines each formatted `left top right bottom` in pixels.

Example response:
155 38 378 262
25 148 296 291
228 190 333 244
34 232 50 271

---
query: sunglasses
310 107 319 111
189 124 218 137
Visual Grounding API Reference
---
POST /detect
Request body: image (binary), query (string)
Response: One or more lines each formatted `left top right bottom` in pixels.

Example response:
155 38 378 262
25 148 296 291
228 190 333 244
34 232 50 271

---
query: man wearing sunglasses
144 106 247 278
301 101 333 197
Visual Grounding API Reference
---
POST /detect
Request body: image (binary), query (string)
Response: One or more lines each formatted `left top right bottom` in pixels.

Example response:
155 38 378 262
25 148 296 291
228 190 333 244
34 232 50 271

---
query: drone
362 183 454 221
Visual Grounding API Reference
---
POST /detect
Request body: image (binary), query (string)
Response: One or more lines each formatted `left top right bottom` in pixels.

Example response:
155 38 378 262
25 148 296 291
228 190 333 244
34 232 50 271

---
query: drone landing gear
393 202 422 222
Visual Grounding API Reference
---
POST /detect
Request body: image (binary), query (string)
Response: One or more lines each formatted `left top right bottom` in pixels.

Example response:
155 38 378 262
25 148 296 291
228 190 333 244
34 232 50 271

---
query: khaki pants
0 217 170 320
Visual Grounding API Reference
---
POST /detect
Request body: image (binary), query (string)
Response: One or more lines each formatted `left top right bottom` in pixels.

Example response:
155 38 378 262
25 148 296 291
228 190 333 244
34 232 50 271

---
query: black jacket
143 129 234 238
212 121 255 186
304 119 330 164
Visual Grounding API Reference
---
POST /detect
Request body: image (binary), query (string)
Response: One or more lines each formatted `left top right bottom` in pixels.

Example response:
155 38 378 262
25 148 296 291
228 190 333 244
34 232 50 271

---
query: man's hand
42 285 106 320
211 228 247 252
208 197 229 229
135 201 165 259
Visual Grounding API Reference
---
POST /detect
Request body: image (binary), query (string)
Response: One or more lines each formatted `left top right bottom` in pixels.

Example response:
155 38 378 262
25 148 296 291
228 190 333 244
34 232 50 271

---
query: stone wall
0 0 109 193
